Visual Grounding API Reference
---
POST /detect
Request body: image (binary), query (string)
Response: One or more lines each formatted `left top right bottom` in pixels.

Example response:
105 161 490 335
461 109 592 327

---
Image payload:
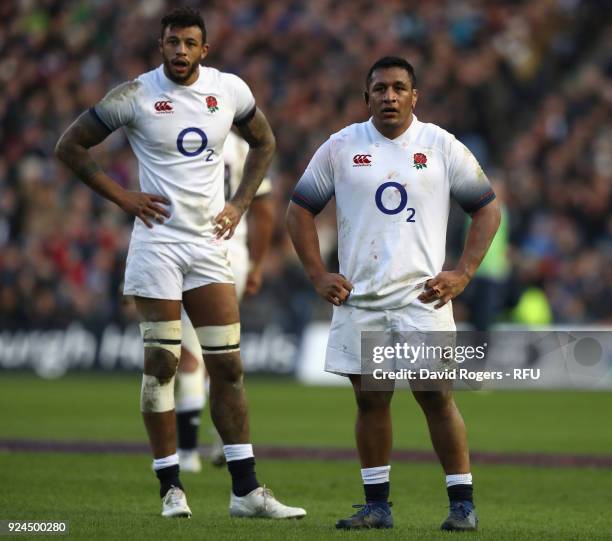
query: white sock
361 465 391 484
223 443 254 462
152 453 179 471
446 473 473 487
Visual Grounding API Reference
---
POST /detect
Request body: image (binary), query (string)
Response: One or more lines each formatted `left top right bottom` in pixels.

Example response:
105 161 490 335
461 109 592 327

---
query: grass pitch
1 374 611 540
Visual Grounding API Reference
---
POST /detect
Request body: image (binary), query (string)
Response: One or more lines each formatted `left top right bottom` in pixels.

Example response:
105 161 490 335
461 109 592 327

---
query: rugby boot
229 486 307 519
335 502 393 530
440 500 478 531
161 486 192 518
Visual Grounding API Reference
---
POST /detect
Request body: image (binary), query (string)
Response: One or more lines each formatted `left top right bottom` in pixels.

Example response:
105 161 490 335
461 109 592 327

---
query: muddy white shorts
324 300 456 375
123 239 234 300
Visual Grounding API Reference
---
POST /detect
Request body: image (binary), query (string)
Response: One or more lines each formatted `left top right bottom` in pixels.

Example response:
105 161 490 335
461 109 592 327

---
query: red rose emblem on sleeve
206 96 219 113
413 152 427 169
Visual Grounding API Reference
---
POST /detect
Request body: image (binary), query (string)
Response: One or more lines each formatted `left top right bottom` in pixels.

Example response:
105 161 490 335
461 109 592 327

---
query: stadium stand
0 0 610 331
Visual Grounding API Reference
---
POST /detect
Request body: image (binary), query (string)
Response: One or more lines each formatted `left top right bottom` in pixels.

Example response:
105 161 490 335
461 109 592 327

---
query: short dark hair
366 56 417 89
161 7 206 42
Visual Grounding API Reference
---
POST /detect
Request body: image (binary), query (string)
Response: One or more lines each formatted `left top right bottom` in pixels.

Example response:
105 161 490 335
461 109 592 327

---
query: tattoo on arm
232 108 276 212
55 111 124 204
56 111 109 178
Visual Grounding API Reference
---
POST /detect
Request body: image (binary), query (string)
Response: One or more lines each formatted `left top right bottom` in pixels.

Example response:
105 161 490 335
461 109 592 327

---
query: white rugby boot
229 486 307 519
178 449 202 473
161 486 192 518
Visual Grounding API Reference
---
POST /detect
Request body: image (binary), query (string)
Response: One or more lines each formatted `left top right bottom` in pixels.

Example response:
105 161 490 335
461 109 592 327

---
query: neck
163 64 200 86
372 113 414 139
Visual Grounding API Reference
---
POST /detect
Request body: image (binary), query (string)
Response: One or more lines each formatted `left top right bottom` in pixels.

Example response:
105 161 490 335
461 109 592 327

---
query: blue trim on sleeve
233 104 257 126
291 193 323 215
88 107 113 134
462 190 496 214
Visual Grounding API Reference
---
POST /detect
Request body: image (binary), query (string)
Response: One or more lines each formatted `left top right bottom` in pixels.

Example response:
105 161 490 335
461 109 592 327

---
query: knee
144 348 179 384
207 353 244 385
414 391 454 416
355 391 392 413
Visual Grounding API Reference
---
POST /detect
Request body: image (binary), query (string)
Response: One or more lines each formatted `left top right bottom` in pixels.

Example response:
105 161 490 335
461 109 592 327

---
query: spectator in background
0 0 611 330
460 180 511 330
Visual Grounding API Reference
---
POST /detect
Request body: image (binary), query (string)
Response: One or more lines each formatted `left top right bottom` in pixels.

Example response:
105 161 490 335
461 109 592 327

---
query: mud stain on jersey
101 80 142 106
475 164 487 182
463 146 488 184
338 214 352 239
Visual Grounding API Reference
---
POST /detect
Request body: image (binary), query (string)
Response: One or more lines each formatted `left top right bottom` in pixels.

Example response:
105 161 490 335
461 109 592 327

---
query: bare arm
214 108 276 238
419 198 501 308
286 201 352 306
456 198 502 279
55 111 122 202
55 111 169 228
233 108 276 212
244 194 275 295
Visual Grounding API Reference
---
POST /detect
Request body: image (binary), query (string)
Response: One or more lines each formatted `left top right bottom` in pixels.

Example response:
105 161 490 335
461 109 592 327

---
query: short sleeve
224 74 256 125
90 80 140 133
448 137 495 214
291 139 335 215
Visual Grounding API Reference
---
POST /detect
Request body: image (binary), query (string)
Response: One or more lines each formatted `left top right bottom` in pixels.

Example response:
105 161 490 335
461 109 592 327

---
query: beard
163 57 199 83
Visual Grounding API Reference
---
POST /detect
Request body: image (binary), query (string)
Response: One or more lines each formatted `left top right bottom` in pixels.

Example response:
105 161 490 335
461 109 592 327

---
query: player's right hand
313 272 353 306
117 190 171 228
213 202 243 239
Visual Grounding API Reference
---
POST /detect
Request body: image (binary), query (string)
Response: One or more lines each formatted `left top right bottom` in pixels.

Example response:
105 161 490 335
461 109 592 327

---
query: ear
200 43 210 61
411 89 419 110
158 37 163 55
364 91 369 106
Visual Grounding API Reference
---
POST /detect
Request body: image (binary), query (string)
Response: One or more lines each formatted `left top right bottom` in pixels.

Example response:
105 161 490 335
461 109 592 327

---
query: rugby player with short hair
287 56 500 531
176 130 274 472
56 6 305 520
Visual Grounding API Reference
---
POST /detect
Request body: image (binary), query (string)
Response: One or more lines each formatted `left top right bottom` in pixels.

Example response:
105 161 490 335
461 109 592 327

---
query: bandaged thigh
140 320 181 413
196 324 242 389
195 324 241 356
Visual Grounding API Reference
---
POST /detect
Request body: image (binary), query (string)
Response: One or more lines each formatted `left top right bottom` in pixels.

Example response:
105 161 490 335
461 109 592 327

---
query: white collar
158 63 204 90
368 115 420 144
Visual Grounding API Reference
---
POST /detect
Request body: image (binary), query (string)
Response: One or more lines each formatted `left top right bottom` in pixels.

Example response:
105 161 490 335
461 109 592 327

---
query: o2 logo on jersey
375 182 416 222
176 127 214 161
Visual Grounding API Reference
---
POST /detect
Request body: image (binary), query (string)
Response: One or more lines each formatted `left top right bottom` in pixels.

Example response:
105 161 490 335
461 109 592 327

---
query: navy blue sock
227 457 260 497
447 484 473 504
156 464 183 498
177 409 201 450
364 482 390 504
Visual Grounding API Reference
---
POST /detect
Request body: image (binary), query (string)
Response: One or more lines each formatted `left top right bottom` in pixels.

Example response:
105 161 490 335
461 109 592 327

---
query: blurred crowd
1 0 611 330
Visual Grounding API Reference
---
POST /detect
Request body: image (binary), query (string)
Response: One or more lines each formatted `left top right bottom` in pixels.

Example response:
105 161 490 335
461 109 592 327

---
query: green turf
0 374 611 454
0 452 610 540
1 374 611 540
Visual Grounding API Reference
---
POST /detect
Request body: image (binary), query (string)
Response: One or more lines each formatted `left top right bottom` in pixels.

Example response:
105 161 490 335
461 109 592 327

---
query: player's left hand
214 203 243 239
418 270 470 309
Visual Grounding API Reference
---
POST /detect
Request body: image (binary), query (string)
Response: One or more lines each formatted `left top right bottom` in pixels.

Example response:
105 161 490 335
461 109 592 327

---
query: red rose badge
413 152 427 169
206 96 219 113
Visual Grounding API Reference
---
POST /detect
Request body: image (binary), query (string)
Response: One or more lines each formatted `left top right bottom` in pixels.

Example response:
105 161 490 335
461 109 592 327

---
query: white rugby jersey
92 65 256 243
291 116 495 310
222 131 272 249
